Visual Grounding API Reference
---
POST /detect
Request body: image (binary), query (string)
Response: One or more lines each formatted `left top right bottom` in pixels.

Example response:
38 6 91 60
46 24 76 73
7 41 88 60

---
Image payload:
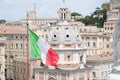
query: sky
0 0 109 21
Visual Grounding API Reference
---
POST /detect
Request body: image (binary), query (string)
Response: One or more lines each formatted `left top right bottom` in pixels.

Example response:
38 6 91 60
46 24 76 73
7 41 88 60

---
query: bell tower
27 3 37 19
57 0 71 21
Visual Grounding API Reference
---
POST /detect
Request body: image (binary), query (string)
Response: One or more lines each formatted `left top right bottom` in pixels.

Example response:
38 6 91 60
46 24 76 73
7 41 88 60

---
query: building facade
6 1 117 80
0 25 27 80
107 0 120 79
33 3 92 80
33 21 91 80
79 25 103 56
0 37 6 80
13 58 41 80
103 8 119 36
87 54 113 80
102 2 120 56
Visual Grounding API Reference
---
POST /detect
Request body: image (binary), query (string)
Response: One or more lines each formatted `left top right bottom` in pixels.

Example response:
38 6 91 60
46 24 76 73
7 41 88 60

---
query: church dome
47 21 84 49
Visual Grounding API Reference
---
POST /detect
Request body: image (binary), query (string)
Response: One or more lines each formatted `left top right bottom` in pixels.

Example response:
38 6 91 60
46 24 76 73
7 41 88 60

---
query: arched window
16 43 18 49
67 55 70 61
84 28 87 32
76 35 80 41
80 55 83 62
20 44 23 49
11 43 13 49
5 55 7 63
10 55 13 62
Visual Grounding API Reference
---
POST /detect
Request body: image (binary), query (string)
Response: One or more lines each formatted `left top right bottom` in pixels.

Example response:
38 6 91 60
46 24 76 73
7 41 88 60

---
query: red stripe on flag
46 48 59 67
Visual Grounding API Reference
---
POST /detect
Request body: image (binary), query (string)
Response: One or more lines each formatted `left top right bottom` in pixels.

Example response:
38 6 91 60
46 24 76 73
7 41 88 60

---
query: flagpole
26 12 29 80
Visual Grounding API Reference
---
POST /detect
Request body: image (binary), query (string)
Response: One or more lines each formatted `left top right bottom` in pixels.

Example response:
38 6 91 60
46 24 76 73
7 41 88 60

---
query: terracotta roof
0 25 27 34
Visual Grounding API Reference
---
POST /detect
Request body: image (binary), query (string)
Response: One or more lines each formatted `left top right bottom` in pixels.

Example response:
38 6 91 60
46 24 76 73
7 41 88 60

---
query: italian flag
29 29 59 67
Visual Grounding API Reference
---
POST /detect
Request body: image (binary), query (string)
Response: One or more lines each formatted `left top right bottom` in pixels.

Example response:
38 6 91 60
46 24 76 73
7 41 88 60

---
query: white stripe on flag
37 38 50 64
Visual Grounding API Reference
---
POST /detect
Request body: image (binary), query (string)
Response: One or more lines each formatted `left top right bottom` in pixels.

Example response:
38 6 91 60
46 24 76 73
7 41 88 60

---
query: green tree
71 12 81 16
74 7 107 28
71 12 81 20
0 20 6 24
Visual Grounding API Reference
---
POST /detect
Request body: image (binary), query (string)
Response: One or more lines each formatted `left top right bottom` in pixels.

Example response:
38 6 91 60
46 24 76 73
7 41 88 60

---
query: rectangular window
0 49 1 55
86 37 90 40
20 36 23 39
16 36 18 39
92 37 97 40
25 44 27 49
107 44 109 48
88 42 90 47
42 35 44 38
107 38 109 41
0 66 1 72
93 42 96 47
92 72 96 78
20 44 23 49
11 43 13 49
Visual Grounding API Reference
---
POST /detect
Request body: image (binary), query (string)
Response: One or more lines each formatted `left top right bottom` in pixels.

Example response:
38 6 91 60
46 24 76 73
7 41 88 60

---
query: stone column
66 74 69 80
35 71 39 80
57 73 61 80
111 0 120 61
107 0 120 80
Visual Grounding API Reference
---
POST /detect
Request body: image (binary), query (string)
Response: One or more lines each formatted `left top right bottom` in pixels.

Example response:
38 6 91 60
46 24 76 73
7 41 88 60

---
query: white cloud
0 0 15 4
0 0 107 21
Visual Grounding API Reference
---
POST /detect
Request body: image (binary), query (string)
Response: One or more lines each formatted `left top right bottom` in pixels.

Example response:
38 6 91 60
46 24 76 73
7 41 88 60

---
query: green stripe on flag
29 29 41 59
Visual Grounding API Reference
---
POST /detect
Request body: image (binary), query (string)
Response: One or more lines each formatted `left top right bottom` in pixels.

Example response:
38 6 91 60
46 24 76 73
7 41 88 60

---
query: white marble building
47 21 86 67
33 2 92 80
34 23 90 80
